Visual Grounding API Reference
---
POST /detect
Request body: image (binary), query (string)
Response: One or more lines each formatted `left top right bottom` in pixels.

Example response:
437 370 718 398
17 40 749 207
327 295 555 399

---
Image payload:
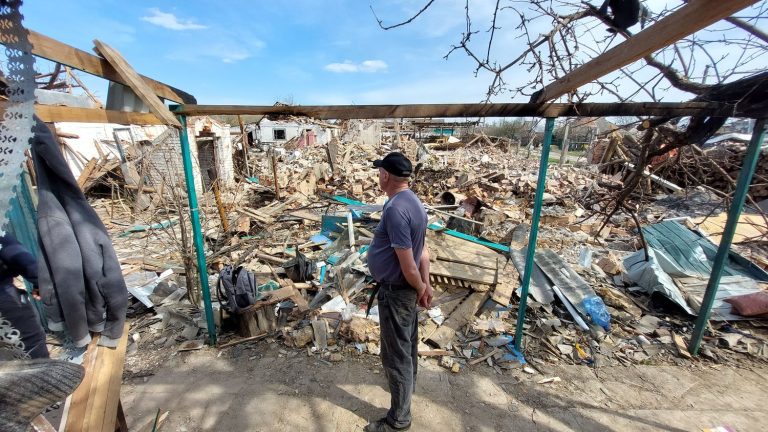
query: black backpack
217 265 259 314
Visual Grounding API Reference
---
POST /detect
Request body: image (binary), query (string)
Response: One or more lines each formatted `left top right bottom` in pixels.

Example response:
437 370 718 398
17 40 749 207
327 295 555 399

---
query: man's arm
394 248 426 296
418 244 433 307
0 236 38 286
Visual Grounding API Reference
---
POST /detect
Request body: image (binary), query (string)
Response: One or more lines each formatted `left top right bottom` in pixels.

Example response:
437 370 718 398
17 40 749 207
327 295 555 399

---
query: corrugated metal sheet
534 249 595 316
642 220 768 281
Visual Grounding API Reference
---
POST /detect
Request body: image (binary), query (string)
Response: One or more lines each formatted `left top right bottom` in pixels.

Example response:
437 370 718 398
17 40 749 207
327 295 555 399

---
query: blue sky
24 0 510 105
21 1 766 106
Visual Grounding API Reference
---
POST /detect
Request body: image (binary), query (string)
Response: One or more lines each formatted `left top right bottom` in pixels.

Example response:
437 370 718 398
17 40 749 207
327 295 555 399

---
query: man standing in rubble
365 152 432 432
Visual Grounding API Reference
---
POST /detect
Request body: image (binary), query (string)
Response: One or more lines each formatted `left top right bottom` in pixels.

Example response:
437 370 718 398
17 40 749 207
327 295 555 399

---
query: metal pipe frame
178 115 217 345
689 118 767 355
514 117 556 351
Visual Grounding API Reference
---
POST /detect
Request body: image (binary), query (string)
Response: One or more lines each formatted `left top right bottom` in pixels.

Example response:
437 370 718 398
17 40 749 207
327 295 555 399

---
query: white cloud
141 8 207 31
220 50 252 63
359 60 388 72
325 62 359 73
324 59 388 73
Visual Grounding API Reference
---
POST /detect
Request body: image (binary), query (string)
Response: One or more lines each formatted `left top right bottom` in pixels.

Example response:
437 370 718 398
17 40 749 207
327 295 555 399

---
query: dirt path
122 342 768 432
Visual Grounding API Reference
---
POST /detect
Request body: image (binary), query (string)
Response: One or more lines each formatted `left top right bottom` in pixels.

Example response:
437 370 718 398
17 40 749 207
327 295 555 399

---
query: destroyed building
4 2 768 430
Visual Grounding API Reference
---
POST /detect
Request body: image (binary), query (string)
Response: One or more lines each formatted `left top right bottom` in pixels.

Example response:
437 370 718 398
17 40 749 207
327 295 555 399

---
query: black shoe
363 417 411 431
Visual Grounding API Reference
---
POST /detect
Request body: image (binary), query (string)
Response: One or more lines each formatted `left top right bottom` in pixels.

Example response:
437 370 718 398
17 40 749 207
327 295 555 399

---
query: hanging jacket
31 118 128 348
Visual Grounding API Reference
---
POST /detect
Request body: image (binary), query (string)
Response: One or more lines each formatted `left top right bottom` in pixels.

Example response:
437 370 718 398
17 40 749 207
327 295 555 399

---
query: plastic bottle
582 295 611 330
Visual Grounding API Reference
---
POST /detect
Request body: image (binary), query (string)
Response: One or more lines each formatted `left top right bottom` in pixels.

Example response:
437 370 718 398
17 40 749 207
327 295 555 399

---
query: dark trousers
0 284 48 359
377 283 418 428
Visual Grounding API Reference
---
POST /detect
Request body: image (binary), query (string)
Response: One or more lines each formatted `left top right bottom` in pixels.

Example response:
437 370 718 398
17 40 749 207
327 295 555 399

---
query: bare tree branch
370 0 437 30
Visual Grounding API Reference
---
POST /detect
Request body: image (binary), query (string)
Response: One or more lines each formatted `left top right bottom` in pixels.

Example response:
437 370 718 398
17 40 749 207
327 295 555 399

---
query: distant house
251 118 337 149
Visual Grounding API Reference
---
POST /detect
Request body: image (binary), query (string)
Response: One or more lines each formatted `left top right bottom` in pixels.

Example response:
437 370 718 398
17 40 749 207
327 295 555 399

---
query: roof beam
23 30 196 104
533 0 758 103
172 102 742 119
34 105 163 125
93 40 181 127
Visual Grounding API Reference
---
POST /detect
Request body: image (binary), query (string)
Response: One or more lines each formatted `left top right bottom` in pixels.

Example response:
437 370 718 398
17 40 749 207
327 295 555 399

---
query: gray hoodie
32 118 127 347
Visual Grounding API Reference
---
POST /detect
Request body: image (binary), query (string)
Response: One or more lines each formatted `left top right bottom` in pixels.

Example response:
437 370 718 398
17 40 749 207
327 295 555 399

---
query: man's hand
418 282 433 308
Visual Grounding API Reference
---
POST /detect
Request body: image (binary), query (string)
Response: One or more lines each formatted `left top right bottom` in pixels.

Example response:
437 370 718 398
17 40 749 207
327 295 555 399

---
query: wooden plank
25 30 195 104
239 207 275 224
427 291 488 348
61 337 99 431
64 324 130 432
429 231 501 256
418 349 451 357
173 102 745 119
30 416 57 432
491 280 515 305
100 326 130 432
692 213 768 244
533 0 758 102
491 259 517 306
469 347 502 366
35 104 163 125
430 260 496 285
288 210 322 223
77 158 99 188
429 274 489 292
93 40 181 128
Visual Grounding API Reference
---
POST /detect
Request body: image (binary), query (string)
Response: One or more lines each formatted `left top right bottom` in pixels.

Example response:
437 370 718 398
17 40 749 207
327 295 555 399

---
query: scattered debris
74 119 767 381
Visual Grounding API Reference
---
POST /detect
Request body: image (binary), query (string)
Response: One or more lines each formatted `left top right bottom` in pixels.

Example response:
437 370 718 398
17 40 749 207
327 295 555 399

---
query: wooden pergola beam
34 105 163 125
24 30 196 104
94 40 181 128
172 102 742 119
533 0 759 103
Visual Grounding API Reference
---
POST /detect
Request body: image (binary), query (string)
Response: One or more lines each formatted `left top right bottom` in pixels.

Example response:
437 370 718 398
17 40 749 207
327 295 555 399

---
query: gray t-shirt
367 189 428 284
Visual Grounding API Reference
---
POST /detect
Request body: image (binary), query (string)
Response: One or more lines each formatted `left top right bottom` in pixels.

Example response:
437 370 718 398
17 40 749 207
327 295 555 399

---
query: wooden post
558 121 570 167
395 118 402 149
270 148 281 200
207 168 230 232
238 115 250 177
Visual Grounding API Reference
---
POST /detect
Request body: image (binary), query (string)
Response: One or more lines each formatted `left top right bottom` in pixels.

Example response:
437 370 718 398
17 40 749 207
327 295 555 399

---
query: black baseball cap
373 152 413 177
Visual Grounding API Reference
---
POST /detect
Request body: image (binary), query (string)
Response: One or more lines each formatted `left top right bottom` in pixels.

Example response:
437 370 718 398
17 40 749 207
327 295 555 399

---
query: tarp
624 220 768 318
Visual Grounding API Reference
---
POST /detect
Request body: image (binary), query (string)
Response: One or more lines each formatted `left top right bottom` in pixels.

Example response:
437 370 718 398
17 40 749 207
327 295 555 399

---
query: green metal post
178 115 217 345
514 117 555 351
689 118 766 356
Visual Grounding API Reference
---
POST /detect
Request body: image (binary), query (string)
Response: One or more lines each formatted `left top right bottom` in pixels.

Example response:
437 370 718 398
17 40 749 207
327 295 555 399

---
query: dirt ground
121 340 768 432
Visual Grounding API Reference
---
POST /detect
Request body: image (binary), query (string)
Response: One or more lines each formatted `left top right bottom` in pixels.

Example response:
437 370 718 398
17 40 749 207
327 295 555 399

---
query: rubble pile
90 120 768 379
662 141 768 200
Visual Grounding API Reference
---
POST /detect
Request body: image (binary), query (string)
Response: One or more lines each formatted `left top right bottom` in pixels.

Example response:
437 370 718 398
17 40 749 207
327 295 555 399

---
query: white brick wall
143 117 234 197
145 128 203 197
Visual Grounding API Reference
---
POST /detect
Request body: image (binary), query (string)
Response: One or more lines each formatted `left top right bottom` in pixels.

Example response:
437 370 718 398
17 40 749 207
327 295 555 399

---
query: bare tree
372 0 768 242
